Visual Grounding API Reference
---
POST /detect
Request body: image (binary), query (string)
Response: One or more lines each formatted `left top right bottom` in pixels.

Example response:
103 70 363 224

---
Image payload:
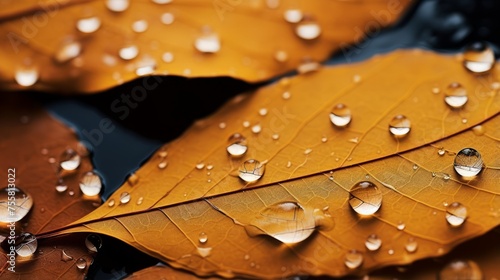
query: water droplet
79 171 102 196
219 122 226 129
61 249 73 262
472 125 485 136
158 160 168 169
15 233 37 257
106 0 129 12
152 0 172 3
321 136 328 143
135 56 157 76
127 173 139 186
413 164 419 170
454 148 483 177
329 103 351 127
444 82 468 108
304 148 312 155
76 16 101 33
160 12 175 25
282 91 291 100
348 181 383 216
107 199 115 207
405 237 418 253
132 19 148 33
258 108 268 116
446 202 467 227
239 159 265 183
388 249 395 255
48 157 56 164
462 118 468 124
389 115 411 137
206 164 214 171
76 258 87 270
120 192 131 204
438 148 446 156
68 190 75 196
162 52 174 63
251 124 262 134
397 221 406 231
297 58 321 74
197 247 212 258
198 232 208 244
0 187 33 222
432 87 441 94
295 17 321 40
286 161 292 168
272 133 280 140
365 234 382 251
353 75 361 83
274 50 288 62
283 9 303 23
344 250 363 269
55 40 82 63
196 163 205 170
463 42 495 74
244 254 250 260
439 260 483 280
242 121 250 128
55 179 68 193
85 234 102 253
195 27 220 53
119 45 139 60
227 133 248 157
15 66 38 87
60 148 81 171
136 197 143 205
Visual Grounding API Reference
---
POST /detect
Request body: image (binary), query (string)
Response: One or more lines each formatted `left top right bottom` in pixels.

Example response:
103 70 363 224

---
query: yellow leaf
0 0 411 92
45 50 500 278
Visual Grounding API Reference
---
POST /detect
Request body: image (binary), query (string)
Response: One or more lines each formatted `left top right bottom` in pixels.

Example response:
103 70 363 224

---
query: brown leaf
48 50 500 278
0 0 411 92
125 263 218 280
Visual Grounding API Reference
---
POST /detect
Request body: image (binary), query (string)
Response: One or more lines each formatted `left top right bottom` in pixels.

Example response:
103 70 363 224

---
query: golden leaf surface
48 50 500 278
0 0 411 93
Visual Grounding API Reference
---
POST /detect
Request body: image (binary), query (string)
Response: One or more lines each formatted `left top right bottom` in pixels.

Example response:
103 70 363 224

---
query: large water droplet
79 171 102 196
444 82 468 109
405 237 418 253
85 234 102 253
348 181 383 216
389 115 411 137
439 260 483 280
238 159 265 183
365 234 382 251
283 9 303 23
76 16 101 33
55 40 82 63
60 148 81 171
344 250 363 269
453 148 483 177
120 192 131 204
446 202 467 227
119 45 139 60
198 232 208 244
329 103 351 127
463 42 495 74
226 133 248 157
61 249 73 262
195 27 221 54
15 233 37 257
15 66 38 87
0 187 33 222
295 17 321 40
76 258 87 270
106 0 129 12
132 19 148 33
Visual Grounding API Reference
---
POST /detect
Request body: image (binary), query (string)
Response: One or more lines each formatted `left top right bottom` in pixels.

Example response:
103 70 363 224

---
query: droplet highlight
55 40 82 63
389 115 411 137
405 237 418 253
365 234 382 251
60 148 81 171
329 103 351 127
120 192 131 204
463 42 495 74
446 202 467 227
79 171 102 196
194 27 221 53
0 187 33 222
106 0 129 12
76 16 101 33
283 9 303 23
453 148 483 177
198 232 208 244
344 250 363 269
238 159 265 183
76 258 87 270
85 234 103 253
295 17 321 40
348 181 383 216
15 66 39 87
226 133 248 157
119 45 139 60
444 83 468 109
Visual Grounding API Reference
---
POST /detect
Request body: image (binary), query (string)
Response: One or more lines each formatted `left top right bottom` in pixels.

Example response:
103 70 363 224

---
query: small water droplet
198 232 208 244
162 52 174 63
283 9 303 23
136 197 143 205
453 148 483 177
272 133 280 140
238 159 265 183
348 181 382 216
127 173 139 186
446 202 467 227
251 124 262 134
388 249 395 255
106 0 129 12
135 56 157 76
432 87 441 94
79 171 102 196
349 137 359 144
158 160 168 169
321 136 328 143
413 164 419 170
160 12 175 25
463 42 495 74
353 75 361 83
85 234 102 253
195 27 220 53
438 148 446 156
344 250 363 269
15 66 39 87
152 0 172 3
389 115 411 137
60 148 81 171
304 148 312 155
443 174 451 180
55 179 68 193
491 82 500 90
76 258 87 270
219 122 226 129
274 50 288 62
439 260 483 280
242 121 250 128
68 190 75 196
0 187 33 222
258 108 268 116
206 164 214 170
120 192 131 204
282 91 291 100
405 237 418 253
227 133 248 157
76 16 101 33
462 118 468 124
295 17 321 40
365 234 382 251
55 40 82 63
196 163 205 170
119 45 139 60
472 125 485 136
297 58 321 74
330 103 351 127
244 254 250 260
61 249 73 262
132 19 148 33
397 221 406 231
286 161 292 168
444 82 468 109
48 157 56 164
15 233 37 257
107 199 115 207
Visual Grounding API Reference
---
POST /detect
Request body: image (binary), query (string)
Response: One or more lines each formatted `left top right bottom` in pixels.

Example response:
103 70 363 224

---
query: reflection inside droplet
238 159 265 183
453 148 483 177
444 82 468 109
389 115 411 137
446 202 467 227
348 181 383 216
329 103 351 127
0 187 33 223
463 42 495 74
